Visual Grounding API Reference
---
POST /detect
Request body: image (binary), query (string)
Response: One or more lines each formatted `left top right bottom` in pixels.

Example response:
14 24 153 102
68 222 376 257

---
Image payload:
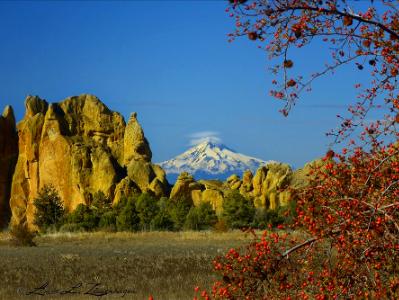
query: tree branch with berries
195 1 399 299
227 0 399 146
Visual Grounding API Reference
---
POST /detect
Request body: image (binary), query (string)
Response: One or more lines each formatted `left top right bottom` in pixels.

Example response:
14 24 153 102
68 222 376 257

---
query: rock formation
170 162 310 214
170 172 203 202
4 94 169 229
124 112 168 198
170 174 225 215
191 186 225 216
113 178 140 205
226 174 242 190
249 163 292 209
124 113 152 164
240 170 253 193
0 106 18 228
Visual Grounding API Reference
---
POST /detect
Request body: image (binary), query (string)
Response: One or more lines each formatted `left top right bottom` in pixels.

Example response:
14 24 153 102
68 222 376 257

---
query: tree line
32 185 295 233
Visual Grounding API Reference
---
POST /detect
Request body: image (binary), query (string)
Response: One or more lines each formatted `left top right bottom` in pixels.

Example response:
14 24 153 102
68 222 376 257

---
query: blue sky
0 1 373 168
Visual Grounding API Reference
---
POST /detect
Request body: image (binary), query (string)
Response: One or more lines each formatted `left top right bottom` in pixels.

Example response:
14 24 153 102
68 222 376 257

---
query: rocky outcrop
113 178 140 205
58 95 126 165
0 106 18 228
124 113 152 164
240 170 253 193
226 174 241 190
192 188 224 216
249 163 292 209
170 172 203 202
123 112 168 198
126 160 169 197
170 176 226 215
7 94 169 228
170 162 310 214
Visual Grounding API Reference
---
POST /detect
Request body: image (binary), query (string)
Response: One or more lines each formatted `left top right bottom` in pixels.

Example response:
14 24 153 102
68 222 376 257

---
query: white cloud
188 131 222 146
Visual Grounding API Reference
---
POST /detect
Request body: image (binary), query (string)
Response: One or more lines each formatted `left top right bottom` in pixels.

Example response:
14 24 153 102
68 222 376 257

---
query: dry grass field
0 230 253 300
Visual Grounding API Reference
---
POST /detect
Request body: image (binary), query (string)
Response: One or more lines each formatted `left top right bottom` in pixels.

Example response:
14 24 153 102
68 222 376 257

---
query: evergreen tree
98 210 117 231
65 203 100 231
116 197 140 231
135 193 159 230
150 197 174 231
184 202 218 230
33 185 65 231
168 197 192 230
222 190 255 229
92 191 111 210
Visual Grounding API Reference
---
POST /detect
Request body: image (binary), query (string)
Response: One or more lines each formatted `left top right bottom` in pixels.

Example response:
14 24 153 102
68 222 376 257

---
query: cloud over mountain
188 131 222 146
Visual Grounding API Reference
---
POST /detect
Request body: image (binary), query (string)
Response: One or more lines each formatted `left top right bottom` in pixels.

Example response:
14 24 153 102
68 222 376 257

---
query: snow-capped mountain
159 141 276 182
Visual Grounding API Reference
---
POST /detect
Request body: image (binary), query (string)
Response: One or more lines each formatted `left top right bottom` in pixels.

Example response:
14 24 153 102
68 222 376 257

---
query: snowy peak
159 141 276 182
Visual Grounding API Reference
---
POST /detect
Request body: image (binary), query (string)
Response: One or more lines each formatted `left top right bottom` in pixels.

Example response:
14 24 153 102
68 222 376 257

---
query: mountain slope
159 141 276 182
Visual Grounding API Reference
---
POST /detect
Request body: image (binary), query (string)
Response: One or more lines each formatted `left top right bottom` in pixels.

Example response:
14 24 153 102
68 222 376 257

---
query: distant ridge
158 141 277 182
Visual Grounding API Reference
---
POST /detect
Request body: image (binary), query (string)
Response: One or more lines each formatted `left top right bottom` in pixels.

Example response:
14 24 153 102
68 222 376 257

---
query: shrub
150 197 174 231
80 209 100 230
114 195 129 212
252 208 285 229
116 198 140 231
65 204 100 231
277 199 296 225
203 1 399 298
221 191 255 229
135 193 159 230
184 202 218 230
92 191 112 210
184 208 201 231
150 211 174 231
168 197 192 230
9 224 36 247
98 210 117 232
66 204 86 224
213 219 229 233
33 185 65 232
205 146 399 299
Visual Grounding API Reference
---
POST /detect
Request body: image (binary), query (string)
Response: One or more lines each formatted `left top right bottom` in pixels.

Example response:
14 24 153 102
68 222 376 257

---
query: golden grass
0 230 253 300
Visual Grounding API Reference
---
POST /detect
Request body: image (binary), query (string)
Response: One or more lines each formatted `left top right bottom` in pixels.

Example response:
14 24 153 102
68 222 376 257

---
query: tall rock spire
123 112 152 165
